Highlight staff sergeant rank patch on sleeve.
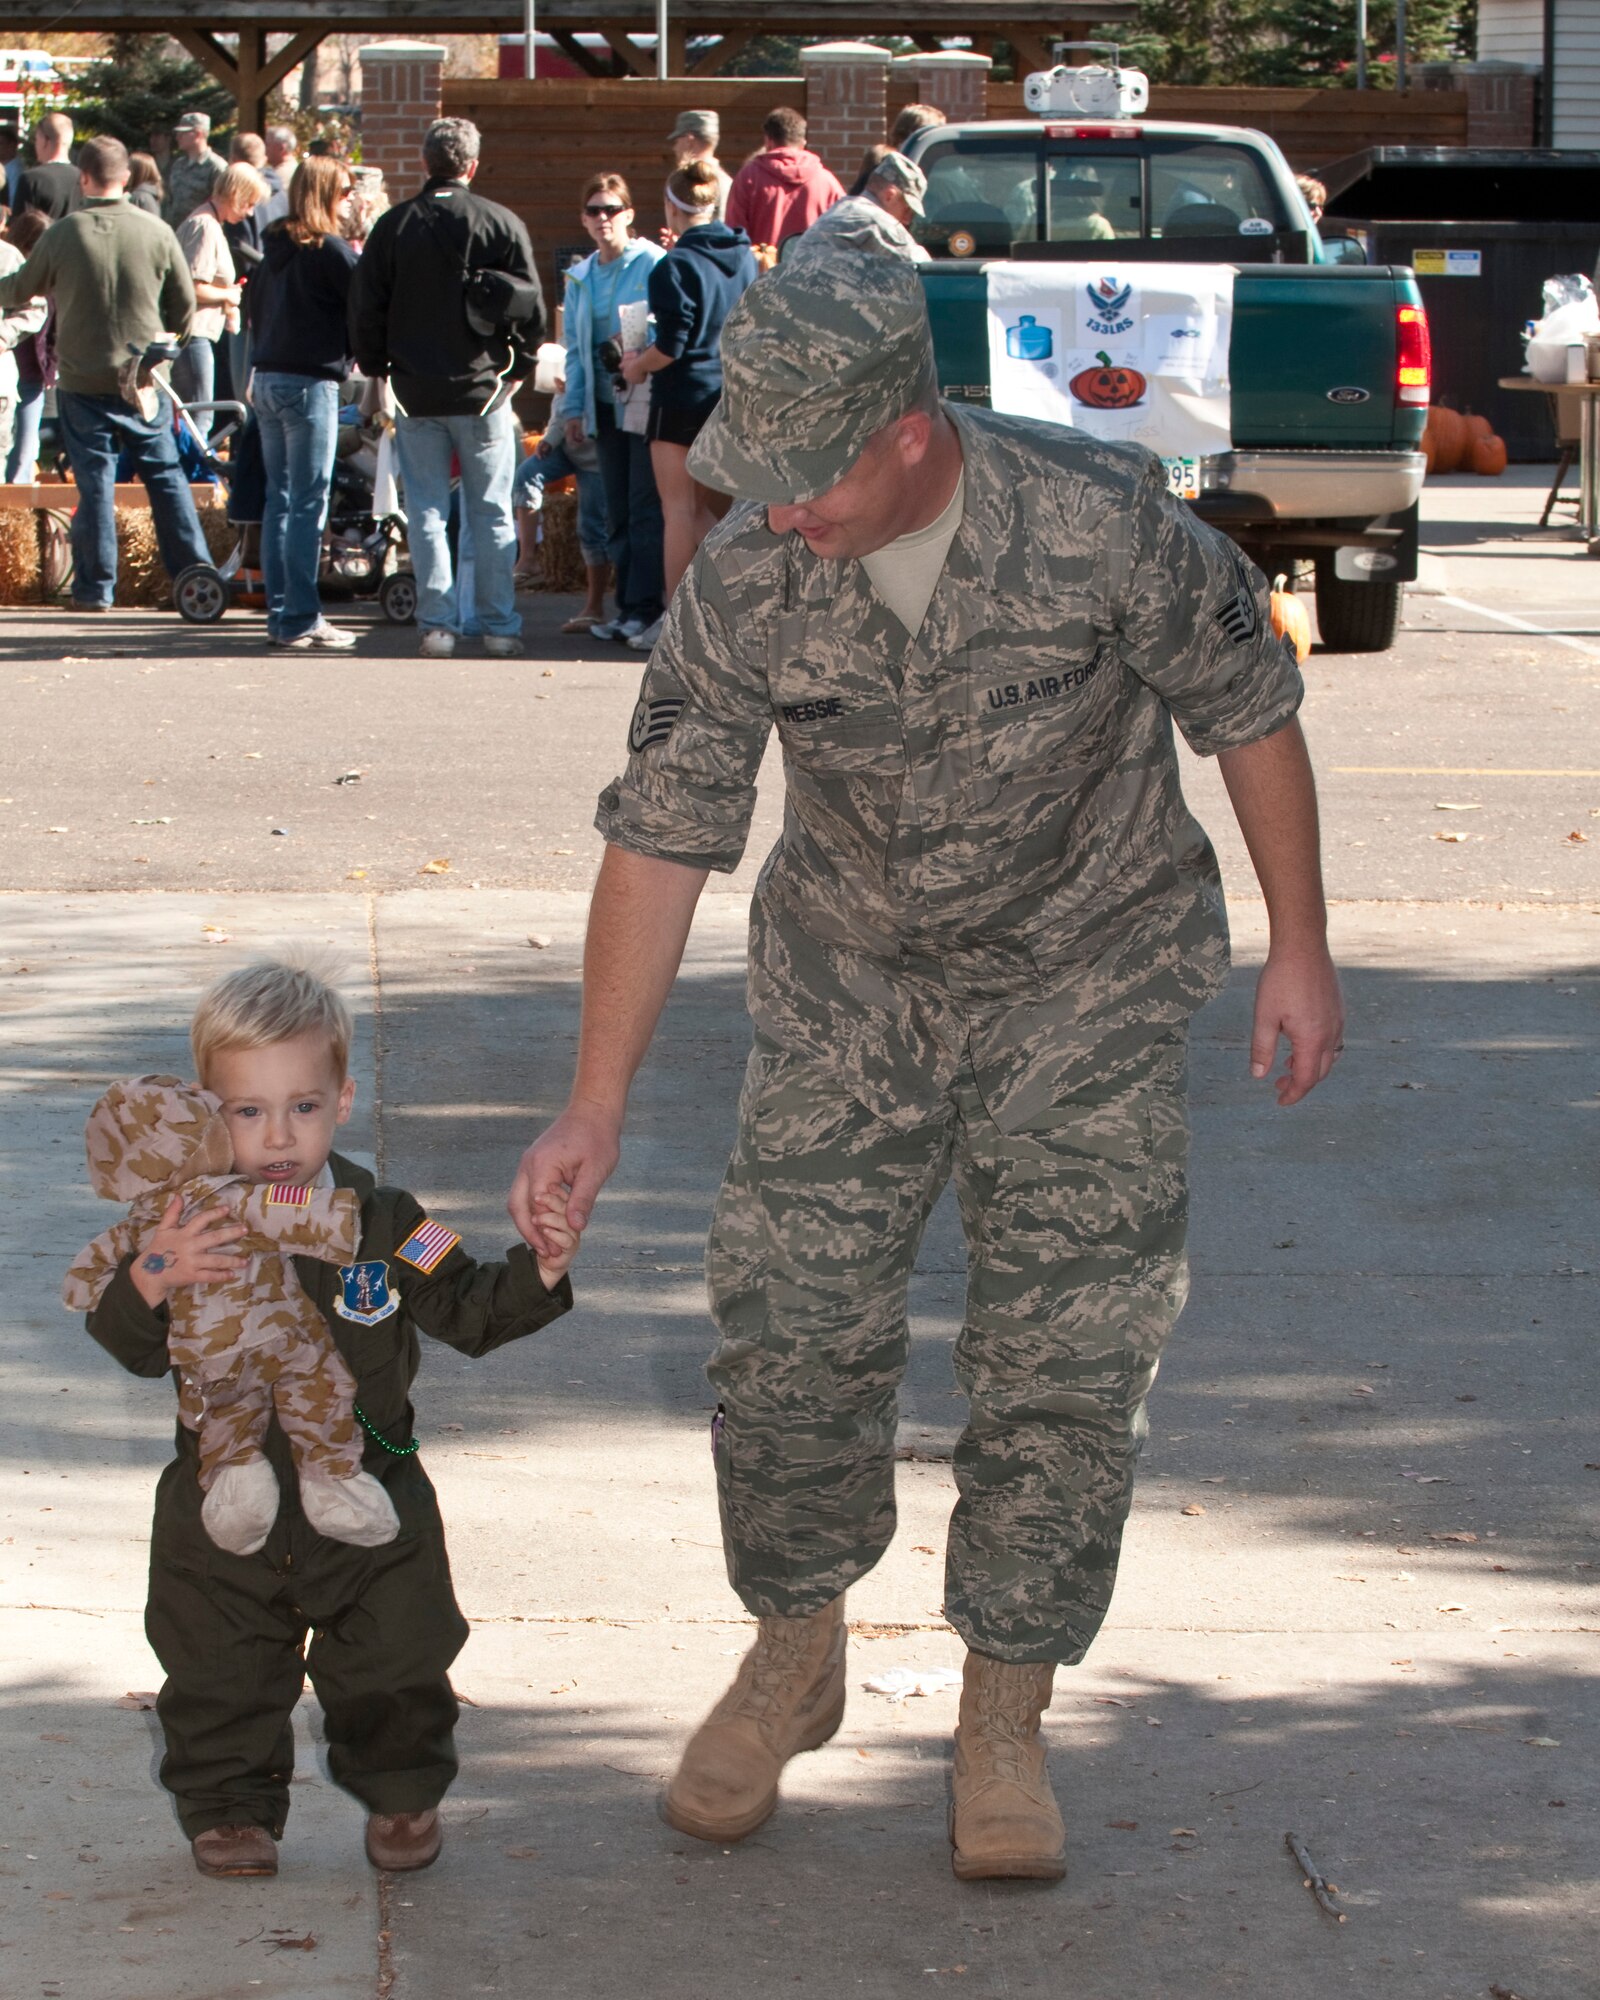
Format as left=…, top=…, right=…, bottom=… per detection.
left=395, top=1218, right=462, bottom=1274
left=1214, top=544, right=1260, bottom=647
left=630, top=696, right=686, bottom=754
left=266, top=1183, right=313, bottom=1207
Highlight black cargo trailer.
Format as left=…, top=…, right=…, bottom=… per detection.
left=1320, top=147, right=1600, bottom=460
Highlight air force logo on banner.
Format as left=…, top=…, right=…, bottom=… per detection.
left=335, top=1260, right=400, bottom=1325
left=1085, top=276, right=1136, bottom=338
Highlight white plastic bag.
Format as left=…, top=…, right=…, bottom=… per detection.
left=1526, top=276, right=1599, bottom=384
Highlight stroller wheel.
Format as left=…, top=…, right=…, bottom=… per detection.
left=379, top=573, right=418, bottom=625
left=173, top=564, right=228, bottom=624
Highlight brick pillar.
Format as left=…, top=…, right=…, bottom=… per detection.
left=889, top=50, right=992, bottom=128
left=798, top=41, right=893, bottom=181
left=1414, top=59, right=1537, bottom=144
left=358, top=41, right=446, bottom=197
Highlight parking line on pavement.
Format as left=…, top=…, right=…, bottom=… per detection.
left=1434, top=592, right=1600, bottom=660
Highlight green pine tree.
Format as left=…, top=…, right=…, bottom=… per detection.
left=69, top=34, right=234, bottom=150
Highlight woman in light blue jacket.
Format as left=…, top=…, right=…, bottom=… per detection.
left=557, top=173, right=666, bottom=644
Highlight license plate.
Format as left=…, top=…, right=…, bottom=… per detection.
left=1162, top=455, right=1200, bottom=500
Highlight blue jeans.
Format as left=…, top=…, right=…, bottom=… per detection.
left=5, top=376, right=44, bottom=482
left=595, top=402, right=663, bottom=621
left=253, top=372, right=339, bottom=641
left=395, top=405, right=520, bottom=639
left=171, top=338, right=216, bottom=439
left=56, top=390, right=211, bottom=609
left=514, top=439, right=608, bottom=568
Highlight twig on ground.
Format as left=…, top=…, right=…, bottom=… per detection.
left=1285, top=1832, right=1347, bottom=1922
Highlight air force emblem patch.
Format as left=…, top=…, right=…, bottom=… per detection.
left=335, top=1259, right=400, bottom=1326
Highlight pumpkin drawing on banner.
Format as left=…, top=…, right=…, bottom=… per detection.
left=1070, top=351, right=1146, bottom=410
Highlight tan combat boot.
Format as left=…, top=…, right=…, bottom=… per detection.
left=949, top=1652, right=1066, bottom=1881
left=661, top=1596, right=847, bottom=1842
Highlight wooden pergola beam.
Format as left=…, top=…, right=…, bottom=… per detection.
left=687, top=26, right=754, bottom=72
left=172, top=24, right=325, bottom=129
left=596, top=23, right=649, bottom=73
left=551, top=26, right=610, bottom=73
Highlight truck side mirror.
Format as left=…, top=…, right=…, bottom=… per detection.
left=1319, top=233, right=1369, bottom=266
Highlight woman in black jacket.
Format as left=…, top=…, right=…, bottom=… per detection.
left=248, top=156, right=360, bottom=651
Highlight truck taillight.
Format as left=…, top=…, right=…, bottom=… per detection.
left=1043, top=123, right=1140, bottom=138
left=1396, top=303, right=1431, bottom=406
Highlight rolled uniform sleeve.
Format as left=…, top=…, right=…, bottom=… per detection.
left=593, top=529, right=774, bottom=872
left=1115, top=458, right=1303, bottom=756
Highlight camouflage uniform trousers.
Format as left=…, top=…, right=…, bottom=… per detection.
left=706, top=1024, right=1190, bottom=1665
left=189, top=1327, right=364, bottom=1492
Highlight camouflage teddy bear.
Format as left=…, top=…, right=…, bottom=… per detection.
left=64, top=1075, right=399, bottom=1557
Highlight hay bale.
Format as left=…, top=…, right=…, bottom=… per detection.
left=0, top=510, right=42, bottom=604
left=533, top=487, right=587, bottom=593
left=113, top=495, right=236, bottom=607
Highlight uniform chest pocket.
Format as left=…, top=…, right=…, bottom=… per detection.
left=775, top=697, right=905, bottom=776
left=975, top=646, right=1120, bottom=778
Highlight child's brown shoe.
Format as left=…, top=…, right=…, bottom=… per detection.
left=365, top=1808, right=442, bottom=1871
left=191, top=1824, right=278, bottom=1877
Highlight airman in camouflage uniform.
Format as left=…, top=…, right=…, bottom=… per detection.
left=64, top=1075, right=395, bottom=1552
left=513, top=250, right=1342, bottom=1880
left=784, top=152, right=930, bottom=267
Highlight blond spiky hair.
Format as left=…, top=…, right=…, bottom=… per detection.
left=191, top=959, right=354, bottom=1087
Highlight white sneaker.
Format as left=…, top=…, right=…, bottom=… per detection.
left=270, top=621, right=356, bottom=651
left=627, top=615, right=665, bottom=651
left=201, top=1456, right=281, bottom=1557
left=299, top=1470, right=400, bottom=1548
left=612, top=616, right=648, bottom=644
left=589, top=616, right=625, bottom=640
left=419, top=629, right=457, bottom=658
left=483, top=634, right=523, bottom=657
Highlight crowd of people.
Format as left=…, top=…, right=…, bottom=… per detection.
left=0, top=96, right=945, bottom=651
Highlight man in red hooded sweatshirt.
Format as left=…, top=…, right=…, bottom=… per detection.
left=725, top=107, right=844, bottom=251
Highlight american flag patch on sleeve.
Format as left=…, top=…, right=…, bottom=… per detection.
left=395, top=1218, right=462, bottom=1274
left=266, top=1183, right=313, bottom=1207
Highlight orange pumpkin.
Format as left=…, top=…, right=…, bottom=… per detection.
left=1271, top=573, right=1312, bottom=663
left=1471, top=432, right=1508, bottom=477
left=1428, top=405, right=1468, bottom=475
left=1465, top=412, right=1493, bottom=440
left=1069, top=350, right=1147, bottom=410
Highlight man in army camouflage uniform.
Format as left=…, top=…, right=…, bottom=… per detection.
left=510, top=252, right=1344, bottom=1881
left=784, top=152, right=930, bottom=267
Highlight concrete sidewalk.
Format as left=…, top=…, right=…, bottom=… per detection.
left=2, top=887, right=1594, bottom=2000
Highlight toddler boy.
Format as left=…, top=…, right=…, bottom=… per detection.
left=77, top=961, right=575, bottom=1879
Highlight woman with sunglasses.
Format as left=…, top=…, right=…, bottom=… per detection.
left=555, top=173, right=665, bottom=644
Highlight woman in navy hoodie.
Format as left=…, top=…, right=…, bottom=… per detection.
left=619, top=160, right=757, bottom=639
left=247, top=156, right=359, bottom=651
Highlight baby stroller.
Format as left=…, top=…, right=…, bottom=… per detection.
left=133, top=344, right=410, bottom=625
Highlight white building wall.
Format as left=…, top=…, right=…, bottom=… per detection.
left=1478, top=0, right=1600, bottom=145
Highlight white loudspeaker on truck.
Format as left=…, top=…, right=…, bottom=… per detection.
left=1023, top=44, right=1150, bottom=120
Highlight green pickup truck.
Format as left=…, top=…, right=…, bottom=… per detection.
left=904, top=89, right=1431, bottom=652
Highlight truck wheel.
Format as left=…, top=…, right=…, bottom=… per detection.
left=1313, top=558, right=1402, bottom=654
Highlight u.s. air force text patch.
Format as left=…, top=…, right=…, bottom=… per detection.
left=630, top=696, right=685, bottom=754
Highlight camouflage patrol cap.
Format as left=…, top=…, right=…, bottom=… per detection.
left=867, top=149, right=927, bottom=217
left=687, top=251, right=937, bottom=504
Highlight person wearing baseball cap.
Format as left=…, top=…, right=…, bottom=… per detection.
left=779, top=148, right=929, bottom=269
left=664, top=108, right=731, bottom=221
left=512, top=250, right=1340, bottom=1885
left=166, top=111, right=226, bottom=229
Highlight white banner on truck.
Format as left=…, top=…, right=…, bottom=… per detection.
left=985, top=262, right=1235, bottom=472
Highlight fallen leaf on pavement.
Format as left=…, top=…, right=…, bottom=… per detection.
left=1523, top=1737, right=1560, bottom=1748
left=1433, top=830, right=1470, bottom=843
left=1430, top=1532, right=1478, bottom=1544
left=116, top=1692, right=158, bottom=1710
left=1437, top=1603, right=1469, bottom=1613
left=527, top=932, right=552, bottom=948
left=1568, top=830, right=1589, bottom=843
left=333, top=770, right=363, bottom=785
left=420, top=858, right=451, bottom=874
left=1433, top=801, right=1481, bottom=811
left=1107, top=1819, right=1138, bottom=1830
left=266, top=1932, right=317, bottom=1951
left=1181, top=1502, right=1206, bottom=1516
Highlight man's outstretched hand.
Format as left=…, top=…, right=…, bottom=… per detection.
left=508, top=1104, right=622, bottom=1262
left=1249, top=941, right=1345, bottom=1106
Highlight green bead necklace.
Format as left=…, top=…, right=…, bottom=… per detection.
left=354, top=1402, right=420, bottom=1457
